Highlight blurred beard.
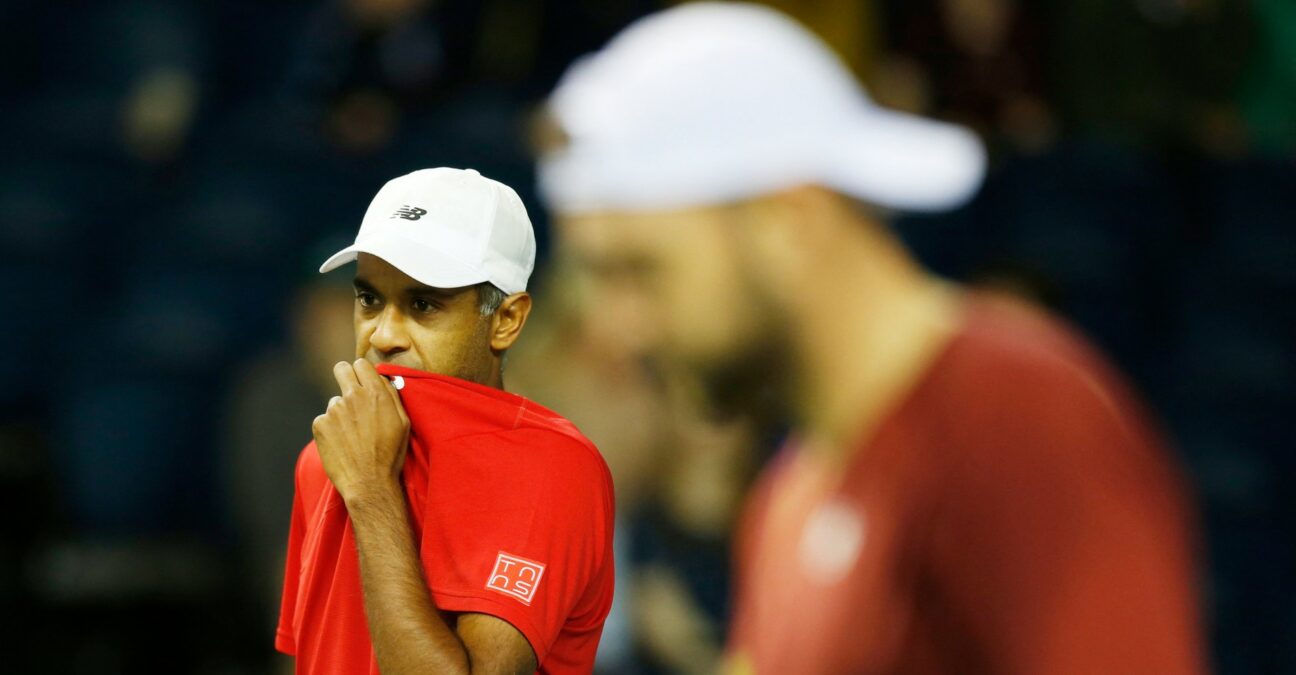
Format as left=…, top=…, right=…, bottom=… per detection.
left=676, top=326, right=790, bottom=427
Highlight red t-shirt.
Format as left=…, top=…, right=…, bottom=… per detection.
left=277, top=364, right=615, bottom=675
left=725, top=297, right=1205, bottom=675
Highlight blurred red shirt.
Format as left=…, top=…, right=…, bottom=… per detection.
left=726, top=296, right=1205, bottom=675
left=277, top=365, right=615, bottom=675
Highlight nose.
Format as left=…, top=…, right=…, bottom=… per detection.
left=367, top=306, right=411, bottom=358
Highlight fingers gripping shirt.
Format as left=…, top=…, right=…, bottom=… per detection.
left=277, top=365, right=616, bottom=675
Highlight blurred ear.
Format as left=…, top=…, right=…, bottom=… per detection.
left=730, top=185, right=841, bottom=297
left=775, top=185, right=850, bottom=245
left=490, top=292, right=533, bottom=352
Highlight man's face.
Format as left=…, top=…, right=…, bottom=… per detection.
left=352, top=253, right=495, bottom=383
left=559, top=205, right=784, bottom=416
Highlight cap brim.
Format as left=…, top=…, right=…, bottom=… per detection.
left=824, top=106, right=986, bottom=213
left=319, top=235, right=490, bottom=290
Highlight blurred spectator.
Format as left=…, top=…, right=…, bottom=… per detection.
left=282, top=0, right=661, bottom=155
left=219, top=251, right=357, bottom=631
left=283, top=0, right=473, bottom=154
left=878, top=0, right=1058, bottom=153
left=23, top=0, right=208, bottom=166
left=1049, top=0, right=1253, bottom=153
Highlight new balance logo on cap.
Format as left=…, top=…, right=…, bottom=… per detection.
left=391, top=205, right=428, bottom=220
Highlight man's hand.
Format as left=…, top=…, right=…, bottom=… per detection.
left=313, top=359, right=536, bottom=675
left=312, top=359, right=410, bottom=505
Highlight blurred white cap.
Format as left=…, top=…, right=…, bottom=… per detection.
left=320, top=168, right=536, bottom=294
left=539, top=2, right=986, bottom=214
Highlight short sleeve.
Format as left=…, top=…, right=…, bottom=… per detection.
left=275, top=450, right=309, bottom=655
left=416, top=428, right=616, bottom=664
left=924, top=372, right=1205, bottom=674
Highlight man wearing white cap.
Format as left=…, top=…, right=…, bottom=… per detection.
left=276, top=168, right=615, bottom=675
left=539, top=4, right=1204, bottom=674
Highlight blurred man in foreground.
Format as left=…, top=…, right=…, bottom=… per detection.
left=538, top=4, right=1206, bottom=673
left=277, top=168, right=614, bottom=674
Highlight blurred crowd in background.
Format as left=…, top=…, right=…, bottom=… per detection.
left=1, top=0, right=1293, bottom=672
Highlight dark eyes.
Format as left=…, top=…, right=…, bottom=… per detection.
left=354, top=292, right=438, bottom=314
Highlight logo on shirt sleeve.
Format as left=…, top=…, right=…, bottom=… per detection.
left=486, top=551, right=546, bottom=605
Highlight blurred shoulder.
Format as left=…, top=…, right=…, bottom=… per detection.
left=921, top=293, right=1170, bottom=462
left=946, top=293, right=1140, bottom=409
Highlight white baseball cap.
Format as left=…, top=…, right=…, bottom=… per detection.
left=319, top=167, right=536, bottom=294
left=539, top=2, right=986, bottom=214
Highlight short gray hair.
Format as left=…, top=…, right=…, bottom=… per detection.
left=477, top=283, right=508, bottom=317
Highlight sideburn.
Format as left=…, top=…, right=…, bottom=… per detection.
left=458, top=313, right=503, bottom=387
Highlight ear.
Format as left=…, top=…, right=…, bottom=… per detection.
left=730, top=186, right=839, bottom=297
left=769, top=185, right=845, bottom=244
left=489, top=292, right=533, bottom=352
